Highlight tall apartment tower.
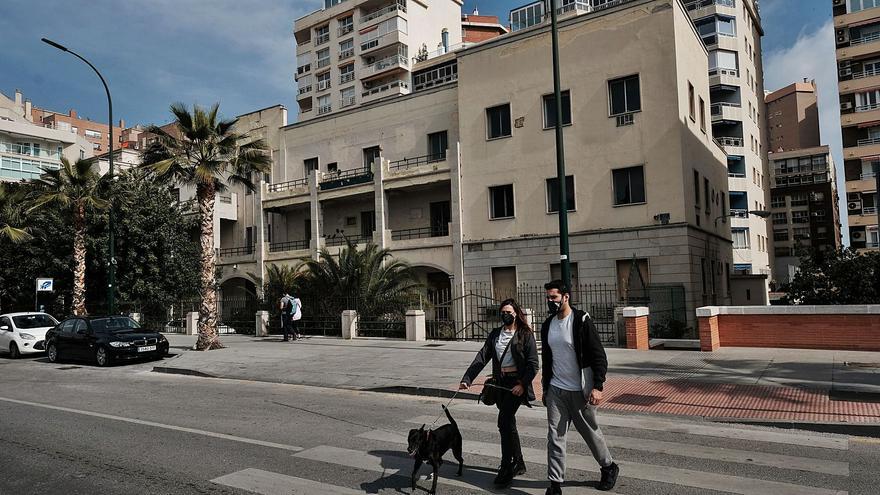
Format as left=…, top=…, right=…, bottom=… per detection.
left=686, top=0, right=772, bottom=277
left=834, top=0, right=880, bottom=252
left=293, top=0, right=462, bottom=120
left=765, top=81, right=842, bottom=284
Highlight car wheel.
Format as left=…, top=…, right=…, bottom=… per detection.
left=9, top=343, right=20, bottom=359
left=95, top=346, right=111, bottom=367
left=46, top=343, right=59, bottom=363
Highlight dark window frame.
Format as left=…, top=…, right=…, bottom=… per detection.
left=608, top=74, right=641, bottom=117
left=611, top=165, right=646, bottom=206
left=489, top=184, right=515, bottom=219
left=486, top=104, right=512, bottom=140
left=546, top=175, right=576, bottom=213
left=542, top=90, right=572, bottom=129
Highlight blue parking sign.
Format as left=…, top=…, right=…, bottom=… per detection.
left=36, top=278, right=53, bottom=292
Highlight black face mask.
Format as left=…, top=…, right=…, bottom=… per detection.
left=501, top=313, right=515, bottom=326
left=547, top=300, right=562, bottom=316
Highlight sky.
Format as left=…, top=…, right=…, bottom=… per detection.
left=2, top=0, right=847, bottom=236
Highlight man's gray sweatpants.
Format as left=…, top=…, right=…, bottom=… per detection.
left=546, top=385, right=613, bottom=482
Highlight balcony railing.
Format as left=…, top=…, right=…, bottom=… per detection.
left=269, top=239, right=309, bottom=253
left=391, top=226, right=449, bottom=241
left=217, top=245, right=255, bottom=257
left=863, top=206, right=878, bottom=215
left=389, top=152, right=447, bottom=171
left=317, top=104, right=333, bottom=115
left=857, top=136, right=880, bottom=146
left=729, top=208, right=748, bottom=218
left=856, top=102, right=880, bottom=112
left=362, top=79, right=409, bottom=98
left=316, top=79, right=331, bottom=91
left=717, top=136, right=744, bottom=147
left=361, top=0, right=406, bottom=24
left=708, top=67, right=739, bottom=77
left=316, top=58, right=331, bottom=69
left=339, top=48, right=354, bottom=60
left=0, top=143, right=63, bottom=160
left=363, top=54, right=408, bottom=76
left=315, top=32, right=330, bottom=46
left=853, top=67, right=880, bottom=80
left=862, top=171, right=878, bottom=180
left=851, top=32, right=880, bottom=46
left=340, top=72, right=355, bottom=84
left=710, top=102, right=741, bottom=115
left=339, top=96, right=356, bottom=108
left=338, top=24, right=354, bottom=37
left=319, top=167, right=373, bottom=190
left=684, top=0, right=735, bottom=10
left=728, top=171, right=746, bottom=178
left=326, top=234, right=372, bottom=247
left=267, top=178, right=309, bottom=193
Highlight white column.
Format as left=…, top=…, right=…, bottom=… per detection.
left=449, top=141, right=467, bottom=330
left=406, top=309, right=426, bottom=341
left=185, top=311, right=199, bottom=336
left=255, top=310, right=269, bottom=337
left=309, top=170, right=322, bottom=260
left=374, top=156, right=389, bottom=250
left=341, top=310, right=358, bottom=339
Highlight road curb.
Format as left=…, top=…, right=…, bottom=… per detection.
left=709, top=418, right=880, bottom=438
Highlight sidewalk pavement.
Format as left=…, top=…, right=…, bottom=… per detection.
left=159, top=334, right=880, bottom=424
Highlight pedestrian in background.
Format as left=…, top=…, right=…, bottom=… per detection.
left=279, top=293, right=298, bottom=342
left=460, top=298, right=539, bottom=488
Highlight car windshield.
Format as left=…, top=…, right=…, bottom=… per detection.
left=12, top=314, right=58, bottom=329
left=90, top=317, right=141, bottom=333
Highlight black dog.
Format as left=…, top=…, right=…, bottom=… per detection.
left=406, top=405, right=464, bottom=494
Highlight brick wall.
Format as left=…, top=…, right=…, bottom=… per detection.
left=624, top=307, right=649, bottom=350
left=697, top=306, right=880, bottom=352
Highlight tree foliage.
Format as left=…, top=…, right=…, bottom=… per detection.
left=783, top=248, right=880, bottom=305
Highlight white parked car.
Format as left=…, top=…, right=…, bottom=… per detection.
left=0, top=312, right=59, bottom=358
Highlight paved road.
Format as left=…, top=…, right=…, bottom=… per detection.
left=0, top=353, right=876, bottom=494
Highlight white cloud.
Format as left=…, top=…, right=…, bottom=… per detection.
left=763, top=20, right=849, bottom=245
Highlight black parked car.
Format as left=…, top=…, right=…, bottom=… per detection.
left=45, top=316, right=169, bottom=367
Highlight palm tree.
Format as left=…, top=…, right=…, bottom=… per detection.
left=302, top=240, right=420, bottom=318
left=0, top=182, right=32, bottom=243
left=30, top=158, right=109, bottom=316
left=140, top=103, right=270, bottom=350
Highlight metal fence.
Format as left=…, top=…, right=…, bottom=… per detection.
left=624, top=285, right=690, bottom=339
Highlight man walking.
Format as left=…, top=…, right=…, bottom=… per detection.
left=279, top=292, right=298, bottom=342
left=541, top=280, right=619, bottom=493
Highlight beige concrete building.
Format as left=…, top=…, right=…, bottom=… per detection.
left=766, top=80, right=821, bottom=153
left=685, top=0, right=772, bottom=278
left=293, top=0, right=463, bottom=119
left=0, top=89, right=93, bottom=182
left=259, top=0, right=735, bottom=329
left=835, top=0, right=880, bottom=251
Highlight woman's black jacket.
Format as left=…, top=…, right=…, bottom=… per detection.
left=461, top=326, right=540, bottom=403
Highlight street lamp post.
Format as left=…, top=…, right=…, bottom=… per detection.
left=42, top=38, right=116, bottom=314
left=549, top=1, right=572, bottom=289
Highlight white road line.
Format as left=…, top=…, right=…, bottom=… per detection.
left=294, top=445, right=556, bottom=494
left=0, top=396, right=303, bottom=453
left=359, top=429, right=848, bottom=495
left=211, top=468, right=363, bottom=495
left=402, top=416, right=848, bottom=476
left=422, top=404, right=850, bottom=450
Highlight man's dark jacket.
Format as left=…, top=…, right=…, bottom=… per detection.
left=540, top=308, right=608, bottom=393
left=461, top=326, right=540, bottom=403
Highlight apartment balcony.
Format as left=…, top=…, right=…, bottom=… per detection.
left=263, top=178, right=310, bottom=210
left=0, top=142, right=63, bottom=161
left=683, top=0, right=736, bottom=18
left=359, top=0, right=407, bottom=28
left=387, top=225, right=452, bottom=250
left=324, top=233, right=374, bottom=251
left=385, top=152, right=451, bottom=189
left=216, top=244, right=256, bottom=265
left=708, top=67, right=740, bottom=87
left=839, top=67, right=880, bottom=95
left=359, top=53, right=408, bottom=81
left=267, top=239, right=310, bottom=257
left=318, top=167, right=374, bottom=193
left=834, top=8, right=880, bottom=30
left=710, top=102, right=742, bottom=123
left=836, top=33, right=880, bottom=62
left=361, top=79, right=409, bottom=103
left=715, top=136, right=744, bottom=154
left=844, top=137, right=880, bottom=161
left=846, top=172, right=878, bottom=195
left=360, top=30, right=407, bottom=56
left=339, top=96, right=356, bottom=109
left=841, top=103, right=880, bottom=128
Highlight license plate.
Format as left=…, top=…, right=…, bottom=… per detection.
left=138, top=345, right=157, bottom=352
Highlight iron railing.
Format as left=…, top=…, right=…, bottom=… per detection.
left=361, top=0, right=407, bottom=24
left=318, top=167, right=373, bottom=190
left=267, top=178, right=309, bottom=193
left=217, top=245, right=255, bottom=257
left=389, top=152, right=446, bottom=170
left=391, top=226, right=449, bottom=240
left=325, top=234, right=372, bottom=247
left=269, top=239, right=309, bottom=252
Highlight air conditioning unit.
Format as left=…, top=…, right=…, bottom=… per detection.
left=841, top=102, right=854, bottom=111
left=317, top=80, right=330, bottom=91
left=852, top=230, right=865, bottom=241
left=839, top=68, right=852, bottom=78
left=836, top=29, right=850, bottom=44
left=848, top=200, right=862, bottom=211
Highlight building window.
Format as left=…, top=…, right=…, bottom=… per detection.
left=772, top=212, right=787, bottom=225
left=732, top=228, right=750, bottom=249
left=699, top=97, right=706, bottom=132
left=542, top=90, right=572, bottom=128
left=609, top=75, right=641, bottom=116
left=688, top=82, right=695, bottom=121
left=339, top=63, right=355, bottom=84
left=486, top=104, right=511, bottom=139
left=339, top=86, right=355, bottom=108
left=546, top=175, right=576, bottom=213
left=616, top=258, right=649, bottom=300
left=704, top=178, right=711, bottom=214
left=773, top=229, right=789, bottom=242
left=338, top=15, right=353, bottom=36
left=771, top=195, right=785, bottom=207
left=315, top=48, right=330, bottom=69
left=612, top=166, right=646, bottom=206
left=339, top=39, right=354, bottom=60
left=489, top=184, right=515, bottom=219
left=850, top=0, right=880, bottom=13
left=363, top=146, right=381, bottom=170
left=491, top=266, right=517, bottom=301
left=304, top=157, right=318, bottom=176
left=327, top=162, right=338, bottom=173
left=428, top=131, right=448, bottom=160
left=84, top=129, right=102, bottom=139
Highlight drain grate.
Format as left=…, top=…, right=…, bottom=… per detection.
left=844, top=362, right=880, bottom=369
left=56, top=366, right=82, bottom=370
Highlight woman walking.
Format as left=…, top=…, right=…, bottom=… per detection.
left=460, top=298, right=539, bottom=487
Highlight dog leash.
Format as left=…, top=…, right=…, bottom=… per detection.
left=429, top=389, right=461, bottom=427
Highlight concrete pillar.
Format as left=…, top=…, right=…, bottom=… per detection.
left=696, top=307, right=720, bottom=352
left=255, top=310, right=269, bottom=337
left=309, top=170, right=322, bottom=260
left=406, top=309, right=426, bottom=341
left=622, top=307, right=650, bottom=350
left=185, top=311, right=199, bottom=336
left=342, top=310, right=358, bottom=339
left=523, top=308, right=534, bottom=331
left=449, top=142, right=467, bottom=334
left=374, top=156, right=388, bottom=251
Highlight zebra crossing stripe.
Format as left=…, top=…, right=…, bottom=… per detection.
left=359, top=429, right=848, bottom=495
left=211, top=468, right=363, bottom=495
left=293, top=445, right=551, bottom=494
left=402, top=416, right=848, bottom=476
left=419, top=403, right=849, bottom=450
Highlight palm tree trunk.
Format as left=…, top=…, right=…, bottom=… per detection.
left=72, top=203, right=87, bottom=316
left=196, top=182, right=222, bottom=350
